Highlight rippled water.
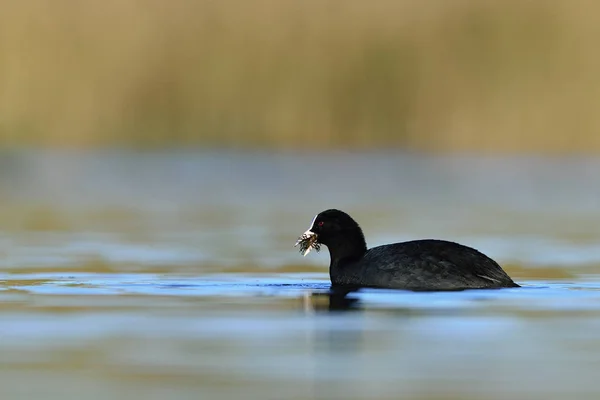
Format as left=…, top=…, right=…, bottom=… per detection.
left=1, top=151, right=600, bottom=399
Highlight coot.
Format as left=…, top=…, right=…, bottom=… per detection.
left=295, top=209, right=519, bottom=291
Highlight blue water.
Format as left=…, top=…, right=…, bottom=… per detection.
left=2, top=151, right=600, bottom=399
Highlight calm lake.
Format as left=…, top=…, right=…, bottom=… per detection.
left=1, top=150, right=600, bottom=400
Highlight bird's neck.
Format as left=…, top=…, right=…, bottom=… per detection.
left=327, top=229, right=367, bottom=267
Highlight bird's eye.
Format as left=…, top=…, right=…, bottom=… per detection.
left=318, top=221, right=324, bottom=227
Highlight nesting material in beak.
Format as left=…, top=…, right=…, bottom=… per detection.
left=294, top=230, right=321, bottom=256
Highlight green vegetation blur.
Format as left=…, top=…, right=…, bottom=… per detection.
left=1, top=0, right=598, bottom=152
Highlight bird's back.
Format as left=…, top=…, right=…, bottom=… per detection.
left=333, top=239, right=519, bottom=291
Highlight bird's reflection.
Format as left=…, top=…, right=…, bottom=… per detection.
left=302, top=288, right=362, bottom=312
left=299, top=288, right=368, bottom=399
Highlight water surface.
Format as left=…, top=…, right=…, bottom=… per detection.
left=1, top=151, right=600, bottom=399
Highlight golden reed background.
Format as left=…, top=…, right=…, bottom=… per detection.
left=1, top=0, right=599, bottom=152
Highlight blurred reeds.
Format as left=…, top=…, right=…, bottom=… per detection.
left=1, top=0, right=599, bottom=152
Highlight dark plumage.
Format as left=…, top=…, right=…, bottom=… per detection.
left=295, top=209, right=519, bottom=291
